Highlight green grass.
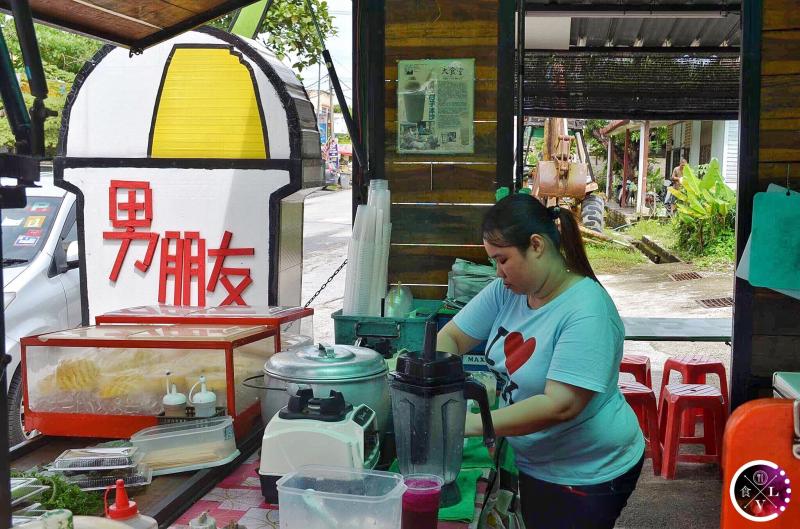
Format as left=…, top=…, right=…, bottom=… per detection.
left=623, top=219, right=679, bottom=249
left=585, top=242, right=648, bottom=274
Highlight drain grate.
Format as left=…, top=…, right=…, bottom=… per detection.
left=669, top=272, right=703, bottom=281
left=697, top=297, right=734, bottom=308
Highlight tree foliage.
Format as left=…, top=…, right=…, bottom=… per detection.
left=212, top=0, right=337, bottom=73
left=0, top=21, right=101, bottom=154
left=0, top=1, right=337, bottom=154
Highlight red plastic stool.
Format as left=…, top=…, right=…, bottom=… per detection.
left=658, top=383, right=726, bottom=480
left=620, top=354, right=652, bottom=388
left=619, top=380, right=661, bottom=475
left=659, top=354, right=729, bottom=435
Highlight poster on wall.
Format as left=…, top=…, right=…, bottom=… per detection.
left=397, top=58, right=475, bottom=155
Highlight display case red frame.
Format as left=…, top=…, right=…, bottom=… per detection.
left=94, top=305, right=314, bottom=352
left=20, top=324, right=276, bottom=440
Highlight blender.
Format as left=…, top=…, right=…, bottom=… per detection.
left=389, top=321, right=495, bottom=507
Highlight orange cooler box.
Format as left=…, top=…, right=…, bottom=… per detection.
left=721, top=399, right=800, bottom=528
left=21, top=324, right=276, bottom=439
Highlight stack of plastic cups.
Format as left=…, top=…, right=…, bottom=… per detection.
left=401, top=474, right=444, bottom=529
left=344, top=180, right=392, bottom=316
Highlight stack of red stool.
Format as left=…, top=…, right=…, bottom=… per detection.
left=618, top=380, right=661, bottom=475
left=620, top=354, right=652, bottom=387
left=659, top=354, right=730, bottom=436
left=657, top=383, right=727, bottom=479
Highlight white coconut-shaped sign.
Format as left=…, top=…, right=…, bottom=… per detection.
left=55, top=27, right=321, bottom=321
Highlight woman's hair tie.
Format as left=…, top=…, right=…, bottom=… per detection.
left=548, top=206, right=561, bottom=220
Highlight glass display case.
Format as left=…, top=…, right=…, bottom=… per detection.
left=94, top=305, right=314, bottom=352
left=21, top=324, right=274, bottom=439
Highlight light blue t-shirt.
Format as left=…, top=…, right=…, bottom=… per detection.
left=454, top=277, right=644, bottom=486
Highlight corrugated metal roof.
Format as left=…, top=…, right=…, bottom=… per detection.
left=526, top=1, right=741, bottom=48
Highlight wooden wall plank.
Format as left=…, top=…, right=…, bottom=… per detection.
left=388, top=244, right=490, bottom=287
left=760, top=75, right=800, bottom=119
left=763, top=0, right=800, bottom=31
left=391, top=204, right=490, bottom=245
left=401, top=285, right=449, bottom=300
left=750, top=335, right=800, bottom=376
left=752, top=289, right=800, bottom=336
left=387, top=163, right=496, bottom=203
left=384, top=0, right=498, bottom=26
left=761, top=30, right=800, bottom=75
left=758, top=162, right=800, bottom=184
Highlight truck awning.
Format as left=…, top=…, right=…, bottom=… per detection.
left=0, top=0, right=261, bottom=50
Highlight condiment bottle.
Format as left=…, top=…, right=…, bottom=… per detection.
left=163, top=371, right=187, bottom=417
left=105, top=479, right=157, bottom=529
left=189, top=375, right=217, bottom=418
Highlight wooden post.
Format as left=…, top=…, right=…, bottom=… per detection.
left=621, top=128, right=630, bottom=206
left=636, top=121, right=650, bottom=216
left=606, top=135, right=613, bottom=197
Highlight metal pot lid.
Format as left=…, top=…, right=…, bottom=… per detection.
left=263, top=343, right=387, bottom=382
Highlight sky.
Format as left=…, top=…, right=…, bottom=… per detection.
left=285, top=0, right=353, bottom=105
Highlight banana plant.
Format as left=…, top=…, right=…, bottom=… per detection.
left=668, top=158, right=736, bottom=252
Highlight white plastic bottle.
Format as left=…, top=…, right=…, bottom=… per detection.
left=105, top=479, right=158, bottom=529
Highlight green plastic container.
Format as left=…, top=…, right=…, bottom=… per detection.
left=332, top=300, right=442, bottom=355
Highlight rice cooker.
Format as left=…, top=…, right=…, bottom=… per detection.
left=257, top=343, right=391, bottom=436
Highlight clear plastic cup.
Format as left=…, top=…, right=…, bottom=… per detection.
left=401, top=474, right=444, bottom=529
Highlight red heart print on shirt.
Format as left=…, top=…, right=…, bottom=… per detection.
left=503, top=332, right=536, bottom=374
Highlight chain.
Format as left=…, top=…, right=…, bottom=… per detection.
left=304, top=259, right=348, bottom=308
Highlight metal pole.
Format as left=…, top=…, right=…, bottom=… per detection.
left=514, top=0, right=526, bottom=190
left=316, top=59, right=322, bottom=138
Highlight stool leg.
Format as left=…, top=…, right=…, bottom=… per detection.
left=661, top=402, right=681, bottom=479
left=681, top=373, right=703, bottom=436
left=713, top=400, right=726, bottom=469
left=645, top=366, right=652, bottom=389
left=633, top=402, right=646, bottom=435
left=702, top=408, right=716, bottom=455
left=716, top=367, right=730, bottom=414
left=645, top=397, right=661, bottom=476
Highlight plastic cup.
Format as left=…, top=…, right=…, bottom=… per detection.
left=402, top=474, right=444, bottom=529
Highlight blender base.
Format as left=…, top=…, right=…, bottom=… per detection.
left=440, top=481, right=461, bottom=508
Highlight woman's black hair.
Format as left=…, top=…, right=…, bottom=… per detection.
left=482, top=194, right=598, bottom=282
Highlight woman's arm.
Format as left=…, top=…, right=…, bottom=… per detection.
left=437, top=320, right=482, bottom=356
left=465, top=379, right=594, bottom=437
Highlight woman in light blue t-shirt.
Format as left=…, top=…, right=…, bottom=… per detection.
left=437, top=193, right=644, bottom=529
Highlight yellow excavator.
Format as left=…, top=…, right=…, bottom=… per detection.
left=528, top=118, right=604, bottom=232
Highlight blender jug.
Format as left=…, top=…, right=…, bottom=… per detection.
left=389, top=322, right=495, bottom=506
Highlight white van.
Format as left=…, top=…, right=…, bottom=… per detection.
left=3, top=178, right=81, bottom=444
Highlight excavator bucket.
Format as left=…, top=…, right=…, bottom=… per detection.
left=537, top=161, right=588, bottom=199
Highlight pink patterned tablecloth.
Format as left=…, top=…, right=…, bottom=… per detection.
left=169, top=454, right=489, bottom=529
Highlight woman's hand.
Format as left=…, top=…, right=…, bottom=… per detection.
left=465, top=412, right=483, bottom=437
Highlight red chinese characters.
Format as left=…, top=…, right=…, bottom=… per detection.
left=104, top=181, right=255, bottom=306
left=103, top=180, right=159, bottom=281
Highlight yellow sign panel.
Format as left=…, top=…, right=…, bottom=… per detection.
left=149, top=47, right=269, bottom=159
left=24, top=216, right=46, bottom=228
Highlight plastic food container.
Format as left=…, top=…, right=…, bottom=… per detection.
left=131, top=416, right=239, bottom=476
left=10, top=478, right=50, bottom=507
left=276, top=465, right=406, bottom=529
left=61, top=463, right=153, bottom=491
left=50, top=447, right=142, bottom=470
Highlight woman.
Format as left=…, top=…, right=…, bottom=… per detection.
left=437, top=194, right=644, bottom=529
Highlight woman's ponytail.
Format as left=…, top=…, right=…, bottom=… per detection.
left=555, top=207, right=598, bottom=282
left=482, top=193, right=599, bottom=283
